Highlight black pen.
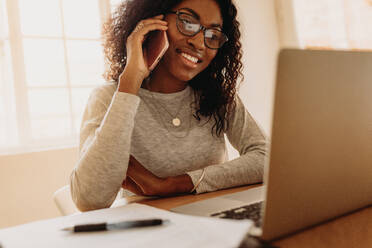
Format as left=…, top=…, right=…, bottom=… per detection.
left=62, top=218, right=168, bottom=232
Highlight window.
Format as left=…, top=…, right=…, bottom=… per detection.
left=293, top=0, right=372, bottom=50
left=0, top=0, right=117, bottom=154
left=0, top=0, right=16, bottom=149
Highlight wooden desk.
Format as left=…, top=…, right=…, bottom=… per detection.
left=133, top=185, right=372, bottom=248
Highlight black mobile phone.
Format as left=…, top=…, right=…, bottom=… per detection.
left=143, top=30, right=169, bottom=71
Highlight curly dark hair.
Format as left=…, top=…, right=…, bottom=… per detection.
left=102, top=0, right=243, bottom=137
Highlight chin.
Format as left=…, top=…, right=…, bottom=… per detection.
left=162, top=53, right=204, bottom=82
left=170, top=64, right=201, bottom=82
left=174, top=72, right=196, bottom=82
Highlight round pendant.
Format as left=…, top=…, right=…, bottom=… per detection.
left=172, top=118, right=181, bottom=126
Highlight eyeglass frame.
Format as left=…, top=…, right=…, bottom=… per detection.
left=167, top=9, right=229, bottom=50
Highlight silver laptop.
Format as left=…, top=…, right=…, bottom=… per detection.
left=172, top=49, right=372, bottom=241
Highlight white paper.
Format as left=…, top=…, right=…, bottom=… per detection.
left=0, top=203, right=252, bottom=248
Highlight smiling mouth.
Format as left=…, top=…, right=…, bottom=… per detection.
left=181, top=52, right=199, bottom=64
left=176, top=49, right=203, bottom=64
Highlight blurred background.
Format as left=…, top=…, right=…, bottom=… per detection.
left=0, top=0, right=121, bottom=154
left=0, top=0, right=371, bottom=228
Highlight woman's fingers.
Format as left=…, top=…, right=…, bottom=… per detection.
left=133, top=21, right=167, bottom=33
left=131, top=22, right=168, bottom=43
left=130, top=14, right=167, bottom=40
left=131, top=14, right=167, bottom=35
left=122, top=177, right=144, bottom=196
left=126, top=155, right=163, bottom=196
left=123, top=15, right=168, bottom=80
left=139, top=17, right=167, bottom=26
left=153, top=14, right=165, bottom=20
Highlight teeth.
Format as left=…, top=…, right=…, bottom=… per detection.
left=181, top=53, right=198, bottom=63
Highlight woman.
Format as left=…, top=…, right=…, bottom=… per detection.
left=70, top=0, right=267, bottom=211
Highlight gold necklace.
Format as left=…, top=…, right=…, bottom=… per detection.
left=140, top=82, right=193, bottom=138
left=146, top=81, right=190, bottom=127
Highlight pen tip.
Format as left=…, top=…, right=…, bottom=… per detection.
left=61, top=227, right=73, bottom=231
left=163, top=219, right=171, bottom=225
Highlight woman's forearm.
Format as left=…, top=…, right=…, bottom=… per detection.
left=71, top=87, right=141, bottom=211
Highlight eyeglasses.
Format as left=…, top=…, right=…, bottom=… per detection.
left=168, top=9, right=228, bottom=50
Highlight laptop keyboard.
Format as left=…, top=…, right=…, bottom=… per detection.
left=210, top=201, right=263, bottom=227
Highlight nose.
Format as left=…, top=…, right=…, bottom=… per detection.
left=187, top=30, right=206, bottom=51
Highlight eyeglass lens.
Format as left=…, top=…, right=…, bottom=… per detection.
left=177, top=12, right=227, bottom=49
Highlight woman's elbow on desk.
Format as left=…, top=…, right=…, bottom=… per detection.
left=70, top=173, right=116, bottom=212
left=71, top=189, right=115, bottom=212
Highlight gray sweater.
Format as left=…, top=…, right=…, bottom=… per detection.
left=70, top=82, right=267, bottom=211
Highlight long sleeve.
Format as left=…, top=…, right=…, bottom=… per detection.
left=70, top=84, right=140, bottom=211
left=187, top=96, right=268, bottom=193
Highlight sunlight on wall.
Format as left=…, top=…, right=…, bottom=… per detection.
left=293, top=0, right=372, bottom=50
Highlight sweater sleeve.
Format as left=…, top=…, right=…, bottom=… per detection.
left=70, top=84, right=140, bottom=211
left=186, top=95, right=268, bottom=194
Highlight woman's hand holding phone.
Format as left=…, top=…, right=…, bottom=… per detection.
left=118, top=15, right=168, bottom=94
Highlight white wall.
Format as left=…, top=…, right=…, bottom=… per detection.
left=0, top=148, right=77, bottom=228
left=236, top=0, right=280, bottom=135
left=275, top=0, right=299, bottom=48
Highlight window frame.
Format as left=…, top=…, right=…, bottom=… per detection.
left=1, top=0, right=112, bottom=154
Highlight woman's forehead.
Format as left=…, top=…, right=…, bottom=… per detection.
left=173, top=0, right=223, bottom=26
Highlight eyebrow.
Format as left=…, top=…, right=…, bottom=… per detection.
left=181, top=7, right=223, bottom=29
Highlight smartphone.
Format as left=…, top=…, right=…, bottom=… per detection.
left=143, top=30, right=169, bottom=71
